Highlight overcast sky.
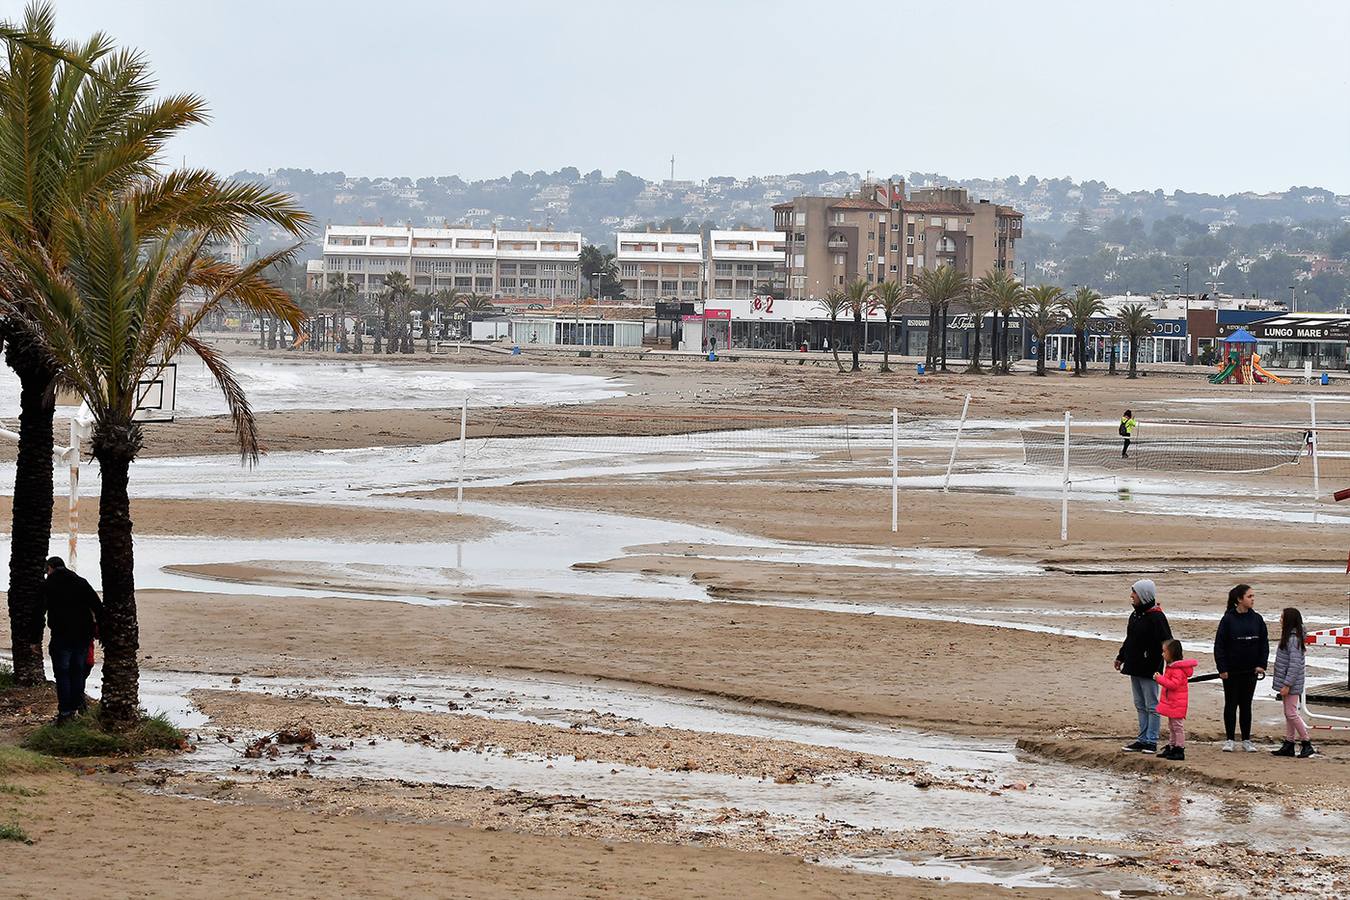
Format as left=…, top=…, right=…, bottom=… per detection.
left=28, top=0, right=1350, bottom=193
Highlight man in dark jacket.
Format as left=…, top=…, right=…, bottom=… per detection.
left=1114, top=578, right=1172, bottom=752
left=42, top=556, right=103, bottom=723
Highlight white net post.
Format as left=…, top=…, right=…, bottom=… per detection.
left=891, top=407, right=899, bottom=533
left=942, top=392, right=972, bottom=493
left=457, top=397, right=468, bottom=514
left=1310, top=398, right=1320, bottom=519
left=1060, top=411, right=1071, bottom=542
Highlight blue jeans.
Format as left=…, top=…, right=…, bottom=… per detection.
left=50, top=640, right=91, bottom=716
left=1130, top=675, right=1160, bottom=745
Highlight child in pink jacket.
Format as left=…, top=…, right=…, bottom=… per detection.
left=1153, top=639, right=1197, bottom=761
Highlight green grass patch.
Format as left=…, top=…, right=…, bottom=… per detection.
left=0, top=783, right=42, bottom=797
left=0, top=822, right=31, bottom=843
left=0, top=746, right=58, bottom=778
left=20, top=705, right=184, bottom=758
left=0, top=662, right=14, bottom=690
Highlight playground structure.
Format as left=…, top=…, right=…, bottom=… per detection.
left=1209, top=327, right=1290, bottom=385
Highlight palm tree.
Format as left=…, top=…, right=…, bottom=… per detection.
left=975, top=270, right=1025, bottom=374
left=1060, top=286, right=1105, bottom=376
left=459, top=293, right=497, bottom=317
left=1119, top=303, right=1154, bottom=379
left=427, top=287, right=458, bottom=350
left=1, top=198, right=305, bottom=727
left=872, top=279, right=906, bottom=373
left=815, top=289, right=849, bottom=373
left=964, top=284, right=995, bottom=375
left=0, top=6, right=311, bottom=686
left=579, top=244, right=621, bottom=300
left=910, top=266, right=970, bottom=371
left=326, top=274, right=358, bottom=353
left=377, top=271, right=410, bottom=353
left=1022, top=285, right=1066, bottom=376
left=844, top=278, right=873, bottom=372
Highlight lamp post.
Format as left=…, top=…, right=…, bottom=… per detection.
left=1289, top=284, right=1297, bottom=313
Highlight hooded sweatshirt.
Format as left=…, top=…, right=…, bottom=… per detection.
left=1117, top=581, right=1172, bottom=677
left=42, top=566, right=103, bottom=646
left=1155, top=658, right=1197, bottom=719
left=1214, top=608, right=1269, bottom=675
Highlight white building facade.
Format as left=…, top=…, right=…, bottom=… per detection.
left=615, top=232, right=703, bottom=301
left=309, top=224, right=582, bottom=303
left=707, top=230, right=784, bottom=300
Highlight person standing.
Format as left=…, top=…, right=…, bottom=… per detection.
left=1214, top=583, right=1269, bottom=752
left=1115, top=579, right=1172, bottom=752
left=1119, top=409, right=1138, bottom=459
left=41, top=556, right=103, bottom=724
left=1153, top=639, right=1196, bottom=760
left=1270, top=607, right=1315, bottom=758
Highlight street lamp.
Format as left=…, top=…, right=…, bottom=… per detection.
left=1288, top=285, right=1297, bottom=313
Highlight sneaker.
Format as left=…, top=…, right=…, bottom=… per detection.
left=1221, top=740, right=1235, bottom=752
left=1122, top=740, right=1152, bottom=753
left=1242, top=740, right=1258, bottom=752
left=1154, top=744, right=1172, bottom=757
left=1298, top=741, right=1317, bottom=758
left=1168, top=747, right=1185, bottom=761
left=1271, top=741, right=1296, bottom=757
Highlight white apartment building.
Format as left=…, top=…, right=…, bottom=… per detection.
left=615, top=232, right=703, bottom=301
left=707, top=229, right=784, bottom=300
left=309, top=224, right=582, bottom=302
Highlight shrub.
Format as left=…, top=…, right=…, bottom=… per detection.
left=0, top=822, right=31, bottom=844
left=21, top=705, right=184, bottom=757
left=0, top=662, right=13, bottom=690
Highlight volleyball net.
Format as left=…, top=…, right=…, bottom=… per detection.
left=1020, top=422, right=1313, bottom=474
left=471, top=407, right=901, bottom=457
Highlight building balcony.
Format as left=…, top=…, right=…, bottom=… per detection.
left=826, top=239, right=849, bottom=250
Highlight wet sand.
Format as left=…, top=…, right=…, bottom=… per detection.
left=4, top=351, right=1350, bottom=896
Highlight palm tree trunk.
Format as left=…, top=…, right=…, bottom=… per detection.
left=1036, top=338, right=1047, bottom=376
left=3, top=333, right=57, bottom=687
left=1109, top=337, right=1117, bottom=375
left=92, top=424, right=142, bottom=729
left=829, top=320, right=844, bottom=373
left=1129, top=338, right=1138, bottom=379
left=939, top=303, right=950, bottom=372
left=925, top=305, right=937, bottom=369
left=989, top=311, right=998, bottom=371
left=881, top=315, right=892, bottom=373
left=967, top=321, right=983, bottom=374
left=851, top=312, right=861, bottom=372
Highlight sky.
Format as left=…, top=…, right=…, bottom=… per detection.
left=20, top=0, right=1350, bottom=194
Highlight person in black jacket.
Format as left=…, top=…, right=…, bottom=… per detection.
left=1114, top=579, right=1172, bottom=752
left=1214, top=583, right=1269, bottom=752
left=41, top=557, right=103, bottom=723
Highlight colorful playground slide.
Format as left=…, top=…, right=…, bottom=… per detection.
left=1209, top=360, right=1238, bottom=384
left=1251, top=355, right=1291, bottom=384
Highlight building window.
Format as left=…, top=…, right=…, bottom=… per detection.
left=906, top=236, right=914, bottom=245
left=475, top=261, right=493, bottom=274
left=831, top=212, right=844, bottom=225
left=833, top=254, right=845, bottom=265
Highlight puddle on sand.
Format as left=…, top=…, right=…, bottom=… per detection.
left=122, top=666, right=1344, bottom=854
left=823, top=851, right=1162, bottom=894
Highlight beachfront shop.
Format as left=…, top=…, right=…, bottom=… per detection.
left=697, top=298, right=1022, bottom=359
left=1040, top=316, right=1187, bottom=366
left=507, top=317, right=646, bottom=347
left=1220, top=314, right=1350, bottom=370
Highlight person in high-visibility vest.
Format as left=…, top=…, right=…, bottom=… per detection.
left=1119, top=409, right=1138, bottom=459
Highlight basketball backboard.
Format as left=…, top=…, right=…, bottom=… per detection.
left=132, top=363, right=177, bottom=423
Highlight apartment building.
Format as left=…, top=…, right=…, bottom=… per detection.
left=308, top=224, right=582, bottom=303
left=615, top=232, right=703, bottom=301
left=772, top=180, right=1021, bottom=299
left=707, top=230, right=785, bottom=300
left=772, top=196, right=891, bottom=300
